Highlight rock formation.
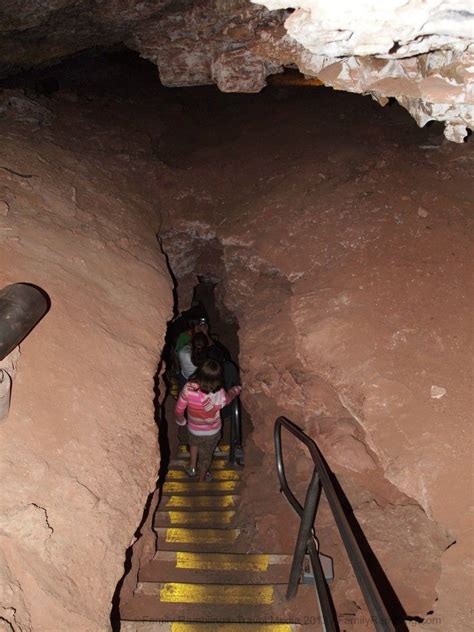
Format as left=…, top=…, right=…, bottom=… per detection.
left=157, top=86, right=473, bottom=630
left=0, top=1, right=472, bottom=140
left=0, top=89, right=171, bottom=630
left=0, top=15, right=471, bottom=631
left=256, top=1, right=474, bottom=142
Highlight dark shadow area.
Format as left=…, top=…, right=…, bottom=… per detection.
left=328, top=471, right=410, bottom=631
left=276, top=417, right=409, bottom=631
left=110, top=237, right=180, bottom=631
left=110, top=352, right=169, bottom=632
left=110, top=485, right=155, bottom=632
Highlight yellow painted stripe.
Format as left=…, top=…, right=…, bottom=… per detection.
left=171, top=459, right=228, bottom=469
left=165, top=511, right=235, bottom=525
left=171, top=625, right=294, bottom=632
left=160, top=583, right=274, bottom=604
left=163, top=481, right=239, bottom=493
left=178, top=444, right=230, bottom=453
left=176, top=552, right=269, bottom=571
left=167, top=470, right=241, bottom=481
left=207, top=459, right=227, bottom=469
left=163, top=495, right=237, bottom=509
left=164, top=528, right=240, bottom=544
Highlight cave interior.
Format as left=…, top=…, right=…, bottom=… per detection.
left=0, top=24, right=472, bottom=632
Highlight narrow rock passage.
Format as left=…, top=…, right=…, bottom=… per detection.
left=119, top=442, right=320, bottom=630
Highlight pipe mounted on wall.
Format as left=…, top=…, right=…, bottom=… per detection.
left=0, top=283, right=49, bottom=420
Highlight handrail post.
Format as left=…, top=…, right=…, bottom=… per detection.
left=228, top=396, right=241, bottom=465
left=287, top=469, right=321, bottom=600
left=229, top=398, right=235, bottom=465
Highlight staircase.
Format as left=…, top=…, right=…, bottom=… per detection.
left=120, top=444, right=321, bottom=631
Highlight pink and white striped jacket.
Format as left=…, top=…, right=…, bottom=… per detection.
left=175, top=382, right=241, bottom=436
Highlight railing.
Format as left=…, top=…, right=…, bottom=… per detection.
left=275, top=416, right=396, bottom=632
left=228, top=396, right=243, bottom=465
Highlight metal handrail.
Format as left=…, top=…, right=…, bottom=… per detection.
left=228, top=395, right=242, bottom=465
left=275, top=416, right=396, bottom=632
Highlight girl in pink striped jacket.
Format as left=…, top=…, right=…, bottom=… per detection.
left=175, top=358, right=241, bottom=482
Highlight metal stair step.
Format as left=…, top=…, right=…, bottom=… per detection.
left=140, top=551, right=294, bottom=584
left=167, top=470, right=241, bottom=481
left=121, top=623, right=302, bottom=631
left=168, top=458, right=236, bottom=470
left=159, top=495, right=239, bottom=510
left=176, top=444, right=230, bottom=459
left=161, top=480, right=241, bottom=496
left=154, top=510, right=237, bottom=528
left=155, top=527, right=241, bottom=552
left=120, top=583, right=321, bottom=626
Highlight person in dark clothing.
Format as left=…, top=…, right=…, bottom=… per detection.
left=177, top=332, right=209, bottom=390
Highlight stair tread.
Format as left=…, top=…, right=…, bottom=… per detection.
left=140, top=551, right=294, bottom=584
left=167, top=470, right=241, bottom=481
left=154, top=510, right=237, bottom=528
left=159, top=495, right=239, bottom=509
left=178, top=444, right=230, bottom=453
left=169, top=459, right=240, bottom=470
left=139, top=564, right=291, bottom=585
left=161, top=480, right=241, bottom=495
left=155, top=527, right=242, bottom=552
left=120, top=584, right=321, bottom=626
left=121, top=623, right=303, bottom=631
left=155, top=527, right=291, bottom=554
left=152, top=551, right=293, bottom=565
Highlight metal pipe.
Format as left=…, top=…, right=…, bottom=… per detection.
left=0, top=283, right=49, bottom=361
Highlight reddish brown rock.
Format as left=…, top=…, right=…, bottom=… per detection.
left=0, top=90, right=172, bottom=630
left=159, top=87, right=473, bottom=630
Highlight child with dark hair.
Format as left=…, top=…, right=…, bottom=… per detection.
left=177, top=332, right=209, bottom=390
left=175, top=358, right=241, bottom=482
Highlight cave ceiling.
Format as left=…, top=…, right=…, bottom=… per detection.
left=0, top=0, right=472, bottom=141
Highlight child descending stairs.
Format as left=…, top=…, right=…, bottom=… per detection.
left=120, top=445, right=322, bottom=631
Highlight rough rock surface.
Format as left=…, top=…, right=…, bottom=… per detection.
left=0, top=52, right=471, bottom=630
left=0, top=87, right=171, bottom=630
left=0, top=0, right=472, bottom=140
left=156, top=85, right=473, bottom=629
left=256, top=0, right=474, bottom=141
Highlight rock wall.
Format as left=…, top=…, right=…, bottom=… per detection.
left=0, top=1, right=472, bottom=141
left=0, top=90, right=172, bottom=630
left=255, top=0, right=474, bottom=142
left=158, top=88, right=473, bottom=630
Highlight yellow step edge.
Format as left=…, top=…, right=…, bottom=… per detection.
left=140, top=582, right=274, bottom=604
left=159, top=527, right=240, bottom=544
left=162, top=495, right=238, bottom=509
left=160, top=510, right=236, bottom=525
left=162, top=481, right=239, bottom=493
left=170, top=626, right=297, bottom=632
left=167, top=470, right=241, bottom=481
left=178, top=444, right=230, bottom=453
left=175, top=551, right=270, bottom=571
left=170, top=459, right=229, bottom=469
left=122, top=624, right=298, bottom=632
